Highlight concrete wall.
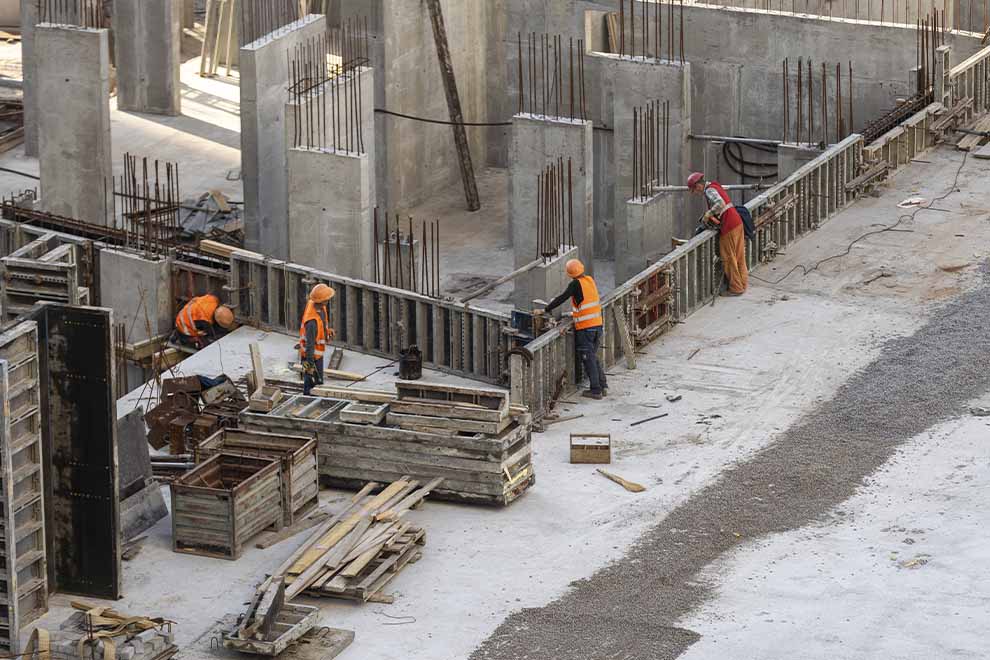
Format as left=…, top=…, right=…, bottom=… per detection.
left=620, top=189, right=674, bottom=282
left=516, top=245, right=579, bottom=309
left=36, top=24, right=111, bottom=226
left=114, top=0, right=182, bottom=115
left=98, top=250, right=172, bottom=342
left=20, top=0, right=38, bottom=156
left=509, top=115, right=594, bottom=271
left=240, top=14, right=326, bottom=257
left=287, top=147, right=374, bottom=280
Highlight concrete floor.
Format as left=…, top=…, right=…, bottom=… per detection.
left=21, top=146, right=987, bottom=660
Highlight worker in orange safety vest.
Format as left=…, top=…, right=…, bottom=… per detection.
left=538, top=259, right=608, bottom=400
left=299, top=283, right=336, bottom=395
left=173, top=294, right=236, bottom=349
left=688, top=171, right=749, bottom=296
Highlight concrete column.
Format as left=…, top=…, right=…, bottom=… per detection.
left=20, top=0, right=39, bottom=156
left=37, top=24, right=112, bottom=226
left=287, top=147, right=373, bottom=280
left=935, top=45, right=952, bottom=109
left=516, top=245, right=578, bottom=312
left=777, top=143, right=823, bottom=179
left=114, top=0, right=182, bottom=116
left=509, top=115, right=594, bottom=272
left=98, top=250, right=173, bottom=342
left=241, top=14, right=327, bottom=258
left=619, top=191, right=674, bottom=283
left=183, top=0, right=195, bottom=29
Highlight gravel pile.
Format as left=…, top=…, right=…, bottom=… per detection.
left=471, top=275, right=990, bottom=660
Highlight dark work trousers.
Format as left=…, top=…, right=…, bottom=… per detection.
left=575, top=326, right=607, bottom=394
left=303, top=356, right=325, bottom=395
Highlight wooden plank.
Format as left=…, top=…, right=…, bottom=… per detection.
left=386, top=412, right=511, bottom=435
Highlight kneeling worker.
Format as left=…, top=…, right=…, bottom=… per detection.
left=299, top=283, right=336, bottom=395
left=174, top=293, right=235, bottom=349
left=539, top=259, right=608, bottom=400
left=687, top=171, right=748, bottom=296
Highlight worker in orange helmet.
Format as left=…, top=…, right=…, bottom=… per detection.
left=299, top=283, right=336, bottom=395
left=687, top=171, right=748, bottom=296
left=539, top=259, right=608, bottom=400
left=173, top=293, right=236, bottom=350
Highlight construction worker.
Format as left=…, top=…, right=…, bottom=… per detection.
left=687, top=171, right=749, bottom=296
left=540, top=259, right=608, bottom=400
left=173, top=294, right=235, bottom=349
left=299, top=283, right=335, bottom=395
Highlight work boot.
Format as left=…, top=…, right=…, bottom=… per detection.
left=582, top=390, right=603, bottom=400
left=602, top=388, right=609, bottom=397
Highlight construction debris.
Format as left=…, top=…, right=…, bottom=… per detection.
left=144, top=374, right=247, bottom=455
left=38, top=603, right=176, bottom=660
left=596, top=469, right=646, bottom=493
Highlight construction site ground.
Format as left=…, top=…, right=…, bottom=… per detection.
left=18, top=145, right=985, bottom=659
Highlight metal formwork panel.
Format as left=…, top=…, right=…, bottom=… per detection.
left=0, top=321, right=48, bottom=654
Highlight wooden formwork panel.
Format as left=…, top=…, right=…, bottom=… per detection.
left=0, top=321, right=47, bottom=654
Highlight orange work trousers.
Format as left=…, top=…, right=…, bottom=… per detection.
left=719, top=224, right=749, bottom=294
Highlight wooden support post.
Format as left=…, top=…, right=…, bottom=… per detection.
left=425, top=0, right=481, bottom=212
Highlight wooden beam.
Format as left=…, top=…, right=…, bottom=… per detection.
left=425, top=0, right=481, bottom=212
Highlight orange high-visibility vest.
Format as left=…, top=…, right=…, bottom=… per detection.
left=298, top=301, right=328, bottom=359
left=571, top=275, right=603, bottom=330
left=175, top=294, right=220, bottom=337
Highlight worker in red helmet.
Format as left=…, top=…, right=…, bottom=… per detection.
left=299, top=283, right=336, bottom=395
left=687, top=171, right=748, bottom=296
left=538, top=259, right=608, bottom=400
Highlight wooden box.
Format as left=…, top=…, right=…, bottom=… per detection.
left=171, top=453, right=283, bottom=560
left=196, top=429, right=318, bottom=525
left=249, top=385, right=284, bottom=413
left=569, top=433, right=611, bottom=464
left=338, top=401, right=388, bottom=425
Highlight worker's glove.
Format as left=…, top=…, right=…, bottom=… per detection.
left=193, top=336, right=205, bottom=350
left=327, top=328, right=336, bottom=341
left=302, top=359, right=317, bottom=377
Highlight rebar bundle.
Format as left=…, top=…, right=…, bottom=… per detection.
left=109, top=153, right=181, bottom=258
left=240, top=0, right=300, bottom=46
left=614, top=0, right=685, bottom=64
left=782, top=57, right=855, bottom=145
left=374, top=210, right=441, bottom=298
left=516, top=33, right=587, bottom=121
left=38, top=0, right=106, bottom=28
left=288, top=19, right=370, bottom=152
left=632, top=100, right=670, bottom=200
left=535, top=157, right=574, bottom=260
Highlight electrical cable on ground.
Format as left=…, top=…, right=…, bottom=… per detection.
left=750, top=150, right=970, bottom=286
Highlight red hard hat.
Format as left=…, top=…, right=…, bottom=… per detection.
left=687, top=172, right=704, bottom=188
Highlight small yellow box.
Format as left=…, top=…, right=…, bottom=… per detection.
left=569, top=433, right=612, bottom=464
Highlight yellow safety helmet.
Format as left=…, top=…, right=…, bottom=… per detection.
left=310, top=283, right=335, bottom=303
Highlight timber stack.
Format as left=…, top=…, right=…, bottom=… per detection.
left=239, top=381, right=534, bottom=506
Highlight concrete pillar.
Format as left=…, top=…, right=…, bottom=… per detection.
left=287, top=147, right=373, bottom=280
left=98, top=250, right=173, bottom=342
left=619, top=191, right=674, bottom=283
left=183, top=0, right=195, bottom=29
left=36, top=24, right=112, bottom=226
left=20, top=0, right=39, bottom=156
left=509, top=115, right=594, bottom=273
left=935, top=45, right=951, bottom=109
left=777, top=143, right=823, bottom=179
left=114, top=0, right=182, bottom=116
left=241, top=14, right=327, bottom=258
left=516, top=245, right=578, bottom=312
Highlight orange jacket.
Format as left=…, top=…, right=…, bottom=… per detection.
left=175, top=295, right=220, bottom=337
left=299, top=301, right=329, bottom=359
left=571, top=276, right=603, bottom=330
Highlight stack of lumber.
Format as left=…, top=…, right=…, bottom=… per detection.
left=239, top=478, right=438, bottom=621
left=957, top=115, right=990, bottom=152
left=241, top=382, right=535, bottom=506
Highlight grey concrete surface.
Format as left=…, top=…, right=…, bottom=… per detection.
left=287, top=147, right=373, bottom=280
left=517, top=244, right=578, bottom=309
left=19, top=0, right=38, bottom=156
left=114, top=0, right=182, bottom=116
left=619, top=189, right=675, bottom=282
left=36, top=24, right=111, bottom=226
left=240, top=14, right=326, bottom=257
left=98, top=249, right=172, bottom=342
left=509, top=114, right=594, bottom=272
left=777, top=142, right=824, bottom=178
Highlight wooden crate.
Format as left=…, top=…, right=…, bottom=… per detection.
left=0, top=321, right=48, bottom=653
left=338, top=401, right=388, bottom=425
left=223, top=602, right=320, bottom=656
left=171, top=453, right=283, bottom=560
left=196, top=429, right=318, bottom=525
left=569, top=433, right=611, bottom=464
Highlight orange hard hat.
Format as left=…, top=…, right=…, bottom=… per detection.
left=310, top=283, right=335, bottom=303
left=214, top=305, right=235, bottom=329
left=565, top=259, right=585, bottom=278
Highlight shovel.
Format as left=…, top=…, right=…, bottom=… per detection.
left=596, top=469, right=646, bottom=493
